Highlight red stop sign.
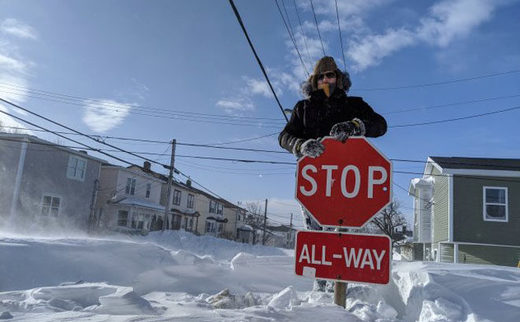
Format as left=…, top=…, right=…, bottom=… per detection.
left=295, top=137, right=392, bottom=228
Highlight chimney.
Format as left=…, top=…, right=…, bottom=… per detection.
left=143, top=161, right=151, bottom=171
left=186, top=178, right=192, bottom=187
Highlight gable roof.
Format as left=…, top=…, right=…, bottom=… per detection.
left=0, top=133, right=107, bottom=163
left=429, top=156, right=520, bottom=172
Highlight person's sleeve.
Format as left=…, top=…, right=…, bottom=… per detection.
left=352, top=98, right=387, bottom=138
left=278, top=101, right=305, bottom=154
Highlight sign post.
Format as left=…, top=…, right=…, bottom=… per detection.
left=294, top=137, right=392, bottom=308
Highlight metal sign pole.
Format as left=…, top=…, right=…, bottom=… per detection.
left=334, top=227, right=347, bottom=308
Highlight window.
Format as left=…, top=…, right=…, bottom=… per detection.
left=146, top=183, right=152, bottom=198
left=41, top=195, right=60, bottom=216
left=209, top=200, right=222, bottom=214
left=67, top=155, right=87, bottom=181
left=483, top=187, right=508, bottom=222
left=126, top=178, right=136, bottom=195
left=173, top=189, right=182, bottom=205
left=206, top=220, right=215, bottom=233
left=117, top=210, right=128, bottom=226
left=187, top=194, right=194, bottom=209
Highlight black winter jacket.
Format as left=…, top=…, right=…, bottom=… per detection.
left=278, top=88, right=387, bottom=154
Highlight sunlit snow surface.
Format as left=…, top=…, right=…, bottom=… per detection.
left=1, top=231, right=519, bottom=321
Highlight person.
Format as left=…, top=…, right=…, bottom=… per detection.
left=278, top=56, right=387, bottom=292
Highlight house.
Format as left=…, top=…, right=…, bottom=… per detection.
left=95, top=161, right=164, bottom=233
left=0, top=133, right=104, bottom=230
left=409, top=156, right=520, bottom=267
left=265, top=224, right=297, bottom=248
left=159, top=178, right=200, bottom=233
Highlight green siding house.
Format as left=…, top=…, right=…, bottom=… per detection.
left=409, top=157, right=520, bottom=267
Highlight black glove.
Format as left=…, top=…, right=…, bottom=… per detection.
left=299, top=139, right=325, bottom=158
left=329, top=118, right=366, bottom=142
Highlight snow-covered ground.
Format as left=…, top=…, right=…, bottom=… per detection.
left=0, top=231, right=519, bottom=321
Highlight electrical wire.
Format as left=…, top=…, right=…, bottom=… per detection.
left=275, top=0, right=310, bottom=76
left=356, top=69, right=520, bottom=92
left=309, top=0, right=325, bottom=56
left=334, top=0, right=347, bottom=71
left=228, top=0, right=289, bottom=122
left=390, top=104, right=520, bottom=128
left=292, top=0, right=312, bottom=66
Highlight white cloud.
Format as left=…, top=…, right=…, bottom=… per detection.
left=417, top=0, right=496, bottom=47
left=348, top=28, right=416, bottom=71
left=0, top=20, right=36, bottom=131
left=216, top=97, right=254, bottom=115
left=245, top=77, right=271, bottom=97
left=82, top=99, right=133, bottom=133
left=346, top=0, right=504, bottom=71
left=1, top=18, right=37, bottom=40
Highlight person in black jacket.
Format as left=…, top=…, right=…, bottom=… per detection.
left=279, top=56, right=387, bottom=292
left=279, top=56, right=387, bottom=159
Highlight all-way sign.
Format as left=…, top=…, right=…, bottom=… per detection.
left=295, top=231, right=391, bottom=285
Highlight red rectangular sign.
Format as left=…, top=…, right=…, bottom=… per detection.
left=295, top=231, right=391, bottom=284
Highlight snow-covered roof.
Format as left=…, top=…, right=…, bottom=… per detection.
left=409, top=176, right=434, bottom=194
left=114, top=197, right=165, bottom=211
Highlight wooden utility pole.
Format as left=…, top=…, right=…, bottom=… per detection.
left=262, top=198, right=268, bottom=245
left=163, top=139, right=176, bottom=231
left=334, top=227, right=347, bottom=308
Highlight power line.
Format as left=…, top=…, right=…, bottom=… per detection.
left=334, top=0, right=347, bottom=71
left=0, top=97, right=171, bottom=170
left=292, top=0, right=312, bottom=66
left=356, top=69, right=520, bottom=92
left=0, top=82, right=283, bottom=122
left=390, top=104, right=520, bottom=128
left=383, top=93, right=520, bottom=115
left=275, top=0, right=310, bottom=76
left=228, top=0, right=289, bottom=122
left=309, top=0, right=325, bottom=56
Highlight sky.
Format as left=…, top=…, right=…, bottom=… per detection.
left=1, top=0, right=520, bottom=227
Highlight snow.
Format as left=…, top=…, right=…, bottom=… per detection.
left=1, top=230, right=519, bottom=321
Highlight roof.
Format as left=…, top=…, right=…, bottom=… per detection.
left=112, top=197, right=165, bottom=211
left=0, top=133, right=107, bottom=163
left=429, top=156, right=520, bottom=171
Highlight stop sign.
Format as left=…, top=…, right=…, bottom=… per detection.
left=295, top=136, right=392, bottom=228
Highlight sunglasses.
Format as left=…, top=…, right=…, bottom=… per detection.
left=317, top=72, right=336, bottom=80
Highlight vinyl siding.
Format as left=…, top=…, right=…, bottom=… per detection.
left=432, top=168, right=449, bottom=243
left=458, top=244, right=520, bottom=267
left=453, top=175, right=520, bottom=246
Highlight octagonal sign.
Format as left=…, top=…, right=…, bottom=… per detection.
left=296, top=137, right=392, bottom=228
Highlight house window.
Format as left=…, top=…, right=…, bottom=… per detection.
left=209, top=200, right=222, bottom=214
left=173, top=189, right=182, bottom=205
left=117, top=210, right=128, bottom=226
left=206, top=220, right=215, bottom=233
left=146, top=183, right=151, bottom=198
left=187, top=194, right=194, bottom=209
left=67, top=155, right=87, bottom=181
left=41, top=195, right=60, bottom=216
left=483, top=187, right=508, bottom=222
left=126, top=178, right=136, bottom=195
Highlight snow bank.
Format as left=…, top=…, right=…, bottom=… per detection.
left=1, top=232, right=520, bottom=321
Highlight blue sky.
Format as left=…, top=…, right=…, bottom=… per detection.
left=1, top=0, right=519, bottom=227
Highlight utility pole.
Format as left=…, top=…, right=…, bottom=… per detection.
left=262, top=198, right=268, bottom=245
left=163, top=139, right=176, bottom=231
left=288, top=212, right=293, bottom=248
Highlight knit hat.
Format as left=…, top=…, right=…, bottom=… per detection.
left=308, top=56, right=351, bottom=92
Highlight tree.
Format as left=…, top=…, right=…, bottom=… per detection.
left=368, top=200, right=408, bottom=246
left=244, top=201, right=272, bottom=245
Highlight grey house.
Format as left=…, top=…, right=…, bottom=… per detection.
left=0, top=133, right=104, bottom=230
left=409, top=157, right=520, bottom=267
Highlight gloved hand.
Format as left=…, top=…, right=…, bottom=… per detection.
left=299, top=139, right=325, bottom=158
left=329, top=118, right=366, bottom=142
